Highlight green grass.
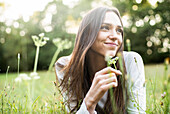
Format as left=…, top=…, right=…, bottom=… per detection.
left=0, top=64, right=169, bottom=113
left=0, top=71, right=65, bottom=113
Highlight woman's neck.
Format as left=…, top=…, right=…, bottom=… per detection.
left=87, top=49, right=107, bottom=80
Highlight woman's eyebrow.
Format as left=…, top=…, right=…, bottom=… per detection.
left=101, top=23, right=112, bottom=26
left=102, top=23, right=123, bottom=28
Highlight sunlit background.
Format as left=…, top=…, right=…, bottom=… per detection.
left=0, top=0, right=169, bottom=72
left=0, top=0, right=166, bottom=32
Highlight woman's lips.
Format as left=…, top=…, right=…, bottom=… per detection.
left=104, top=42, right=118, bottom=47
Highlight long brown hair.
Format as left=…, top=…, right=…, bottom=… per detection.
left=57, top=7, right=127, bottom=113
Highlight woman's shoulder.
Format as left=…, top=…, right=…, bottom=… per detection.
left=123, top=51, right=144, bottom=72
left=123, top=51, right=142, bottom=61
left=55, top=55, right=71, bottom=70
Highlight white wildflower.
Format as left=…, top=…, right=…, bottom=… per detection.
left=15, top=77, right=22, bottom=82
left=30, top=72, right=40, bottom=80
left=39, top=33, right=45, bottom=37
left=30, top=72, right=38, bottom=77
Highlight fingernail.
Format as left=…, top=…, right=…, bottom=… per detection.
left=118, top=70, right=122, bottom=75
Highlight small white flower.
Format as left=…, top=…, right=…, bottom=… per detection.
left=33, top=76, right=40, bottom=80
left=45, top=102, right=48, bottom=107
left=15, top=77, right=22, bottom=82
left=19, top=73, right=31, bottom=81
left=30, top=72, right=38, bottom=77
left=18, top=53, right=20, bottom=59
left=43, top=37, right=49, bottom=41
left=30, top=72, right=40, bottom=80
left=19, top=73, right=28, bottom=78
left=53, top=38, right=61, bottom=44
left=23, top=76, right=31, bottom=80
left=40, top=41, right=47, bottom=46
left=39, top=33, right=45, bottom=37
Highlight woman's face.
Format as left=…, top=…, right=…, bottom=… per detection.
left=91, top=11, right=123, bottom=57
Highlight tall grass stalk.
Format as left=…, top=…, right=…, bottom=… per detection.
left=5, top=66, right=10, bottom=87
left=1, top=94, right=3, bottom=114
left=33, top=46, right=39, bottom=73
left=117, top=53, right=127, bottom=111
left=163, top=58, right=169, bottom=113
left=126, top=39, right=131, bottom=52
left=18, top=53, right=20, bottom=76
left=48, top=48, right=60, bottom=71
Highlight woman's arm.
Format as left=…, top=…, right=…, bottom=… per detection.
left=125, top=52, right=146, bottom=113
left=84, top=67, right=122, bottom=113
left=55, top=60, right=122, bottom=113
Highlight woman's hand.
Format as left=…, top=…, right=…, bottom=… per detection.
left=84, top=67, right=122, bottom=114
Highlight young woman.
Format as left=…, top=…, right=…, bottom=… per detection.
left=55, top=7, right=146, bottom=114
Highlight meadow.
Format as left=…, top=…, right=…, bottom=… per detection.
left=0, top=63, right=169, bottom=113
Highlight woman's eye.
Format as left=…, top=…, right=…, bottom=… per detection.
left=100, top=26, right=109, bottom=30
left=117, top=28, right=123, bottom=33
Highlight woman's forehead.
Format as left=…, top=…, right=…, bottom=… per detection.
left=103, top=11, right=122, bottom=27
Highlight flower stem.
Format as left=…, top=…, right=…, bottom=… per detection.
left=107, top=62, right=117, bottom=113
left=33, top=46, right=40, bottom=73
left=18, top=53, right=20, bottom=76
left=48, top=48, right=60, bottom=71
left=5, top=66, right=10, bottom=86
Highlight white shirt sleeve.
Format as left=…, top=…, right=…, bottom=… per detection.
left=124, top=51, right=146, bottom=114
left=55, top=58, right=97, bottom=114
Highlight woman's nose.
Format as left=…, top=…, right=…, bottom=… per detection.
left=108, top=29, right=118, bottom=39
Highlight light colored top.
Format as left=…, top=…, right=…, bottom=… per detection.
left=55, top=51, right=146, bottom=114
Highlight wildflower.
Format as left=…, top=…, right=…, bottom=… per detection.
left=52, top=38, right=72, bottom=50
left=126, top=39, right=130, bottom=44
left=30, top=72, right=40, bottom=80
left=126, top=39, right=131, bottom=51
left=15, top=77, right=22, bottom=82
left=39, top=33, right=45, bottom=37
left=32, top=33, right=49, bottom=47
left=20, top=73, right=31, bottom=80
left=15, top=73, right=31, bottom=82
left=33, top=76, right=40, bottom=80
left=45, top=102, right=48, bottom=107
left=32, top=33, right=49, bottom=73
left=105, top=55, right=119, bottom=69
left=161, top=92, right=166, bottom=99
left=48, top=38, right=72, bottom=71
left=43, top=37, right=50, bottom=41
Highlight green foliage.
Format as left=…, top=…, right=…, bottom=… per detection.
left=0, top=64, right=169, bottom=113
left=0, top=71, right=66, bottom=113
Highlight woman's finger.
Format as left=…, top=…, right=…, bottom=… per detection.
left=95, top=67, right=122, bottom=77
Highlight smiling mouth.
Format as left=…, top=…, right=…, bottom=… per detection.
left=104, top=42, right=118, bottom=47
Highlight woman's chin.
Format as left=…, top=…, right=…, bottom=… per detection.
left=105, top=51, right=116, bottom=57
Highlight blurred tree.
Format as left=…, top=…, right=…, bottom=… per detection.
left=0, top=0, right=169, bottom=72
left=112, top=0, right=170, bottom=64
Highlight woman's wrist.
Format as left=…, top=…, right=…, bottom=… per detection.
left=84, top=94, right=97, bottom=114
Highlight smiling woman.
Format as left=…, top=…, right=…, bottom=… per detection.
left=55, top=6, right=146, bottom=114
